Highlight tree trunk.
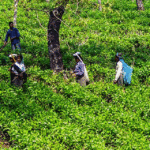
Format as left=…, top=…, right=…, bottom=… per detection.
left=48, top=6, right=65, bottom=72
left=136, top=0, right=144, bottom=10
left=98, top=0, right=102, bottom=11
left=13, top=0, right=19, bottom=27
left=46, top=0, right=50, bottom=2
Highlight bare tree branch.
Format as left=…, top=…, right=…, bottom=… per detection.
left=13, top=0, right=19, bottom=27
left=36, top=13, right=47, bottom=30
left=76, top=0, right=79, bottom=13
left=98, top=0, right=102, bottom=11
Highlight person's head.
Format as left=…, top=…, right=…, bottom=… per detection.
left=17, top=54, right=23, bottom=63
left=115, top=56, right=119, bottom=62
left=73, top=52, right=83, bottom=63
left=74, top=56, right=80, bottom=63
left=9, top=22, right=13, bottom=29
left=115, top=53, right=122, bottom=62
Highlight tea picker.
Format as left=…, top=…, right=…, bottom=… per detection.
left=114, top=53, right=133, bottom=86
left=9, top=54, right=27, bottom=87
left=4, top=22, right=21, bottom=52
left=72, top=52, right=89, bottom=86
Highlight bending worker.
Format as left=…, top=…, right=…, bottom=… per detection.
left=114, top=53, right=133, bottom=86
left=9, top=54, right=27, bottom=87
left=114, top=53, right=123, bottom=86
left=72, top=52, right=89, bottom=86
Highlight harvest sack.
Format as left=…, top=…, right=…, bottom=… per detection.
left=77, top=75, right=86, bottom=86
left=84, top=66, right=89, bottom=83
left=120, top=59, right=133, bottom=84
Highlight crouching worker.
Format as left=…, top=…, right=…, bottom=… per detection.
left=9, top=54, right=27, bottom=87
left=72, top=52, right=89, bottom=86
left=114, top=53, right=133, bottom=86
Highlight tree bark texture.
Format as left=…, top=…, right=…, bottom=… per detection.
left=98, top=0, right=102, bottom=11
left=48, top=6, right=65, bottom=72
left=13, top=0, right=19, bottom=27
left=136, top=0, right=144, bottom=10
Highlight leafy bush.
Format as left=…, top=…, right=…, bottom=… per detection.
left=0, top=0, right=150, bottom=149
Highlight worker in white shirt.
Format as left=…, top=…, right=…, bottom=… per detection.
left=114, top=53, right=123, bottom=86
left=9, top=54, right=27, bottom=86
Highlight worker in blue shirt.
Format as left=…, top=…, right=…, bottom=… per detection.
left=4, top=22, right=21, bottom=51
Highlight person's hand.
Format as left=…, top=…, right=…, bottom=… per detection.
left=72, top=73, right=76, bottom=77
left=70, top=71, right=73, bottom=74
left=113, top=80, right=117, bottom=84
left=11, top=63, right=15, bottom=66
left=19, top=73, right=23, bottom=79
left=8, top=68, right=11, bottom=71
left=4, top=41, right=7, bottom=46
left=10, top=36, right=16, bottom=41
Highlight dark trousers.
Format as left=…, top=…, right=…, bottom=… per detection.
left=11, top=43, right=21, bottom=52
left=11, top=72, right=27, bottom=86
left=117, top=74, right=123, bottom=86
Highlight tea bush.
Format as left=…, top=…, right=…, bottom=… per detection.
left=0, top=0, right=150, bottom=149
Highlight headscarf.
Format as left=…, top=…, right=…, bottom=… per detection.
left=116, top=53, right=122, bottom=60
left=9, top=54, right=17, bottom=62
left=73, top=52, right=83, bottom=61
left=9, top=54, right=17, bottom=58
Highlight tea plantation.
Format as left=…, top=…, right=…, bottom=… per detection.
left=0, top=0, right=150, bottom=149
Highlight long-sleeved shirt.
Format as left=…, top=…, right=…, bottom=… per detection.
left=5, top=28, right=20, bottom=45
left=74, top=61, right=85, bottom=78
left=115, top=61, right=123, bottom=81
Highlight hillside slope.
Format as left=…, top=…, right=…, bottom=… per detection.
left=0, top=0, right=150, bottom=149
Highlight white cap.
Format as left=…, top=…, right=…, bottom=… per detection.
left=9, top=54, right=17, bottom=58
left=73, top=52, right=81, bottom=56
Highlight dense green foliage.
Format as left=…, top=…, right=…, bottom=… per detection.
left=0, top=0, right=150, bottom=149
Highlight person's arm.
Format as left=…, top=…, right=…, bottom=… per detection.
left=114, top=62, right=122, bottom=82
left=21, top=64, right=26, bottom=72
left=23, top=64, right=26, bottom=72
left=4, top=31, right=9, bottom=45
left=8, top=65, right=16, bottom=74
left=15, top=28, right=20, bottom=38
left=10, top=36, right=16, bottom=41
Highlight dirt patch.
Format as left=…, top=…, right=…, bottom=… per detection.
left=0, top=131, right=10, bottom=148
